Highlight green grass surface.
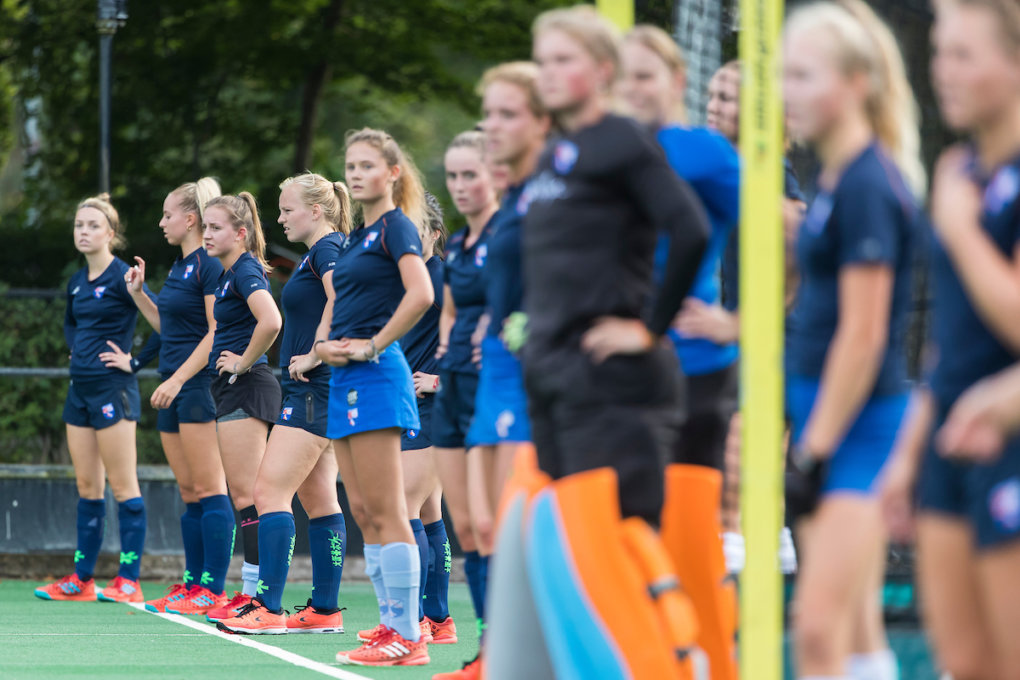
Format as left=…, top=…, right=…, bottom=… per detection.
left=0, top=580, right=478, bottom=680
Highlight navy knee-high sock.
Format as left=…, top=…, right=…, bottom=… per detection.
left=410, top=520, right=428, bottom=621
left=181, top=502, right=204, bottom=587
left=199, top=494, right=234, bottom=595
left=256, top=511, right=294, bottom=613
left=117, top=497, right=146, bottom=582
left=308, top=513, right=346, bottom=611
left=422, top=520, right=450, bottom=621
left=75, top=498, right=106, bottom=581
left=464, top=550, right=489, bottom=626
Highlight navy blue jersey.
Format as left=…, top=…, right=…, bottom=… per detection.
left=441, top=216, right=496, bottom=372
left=157, top=247, right=222, bottom=376
left=787, top=143, right=920, bottom=396
left=279, top=232, right=343, bottom=386
left=330, top=208, right=423, bottom=340
left=210, top=251, right=272, bottom=368
left=484, top=183, right=527, bottom=339
left=930, top=152, right=1020, bottom=407
left=401, top=255, right=444, bottom=374
left=64, top=258, right=149, bottom=378
left=722, top=158, right=806, bottom=311
left=655, top=126, right=741, bottom=376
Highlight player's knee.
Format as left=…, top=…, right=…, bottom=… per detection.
left=473, top=517, right=495, bottom=554
left=793, top=608, right=840, bottom=667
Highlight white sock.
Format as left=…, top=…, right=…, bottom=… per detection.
left=241, top=561, right=259, bottom=597
left=779, top=526, right=798, bottom=574
left=847, top=649, right=899, bottom=680
left=723, top=532, right=745, bottom=574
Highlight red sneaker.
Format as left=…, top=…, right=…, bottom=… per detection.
left=97, top=576, right=144, bottom=603
left=145, top=583, right=197, bottom=613
left=34, top=574, right=96, bottom=602
left=426, top=615, right=458, bottom=644
left=216, top=600, right=287, bottom=635
left=337, top=626, right=430, bottom=666
left=286, top=600, right=344, bottom=634
left=165, top=587, right=228, bottom=615
left=431, top=654, right=483, bottom=679
left=204, top=591, right=251, bottom=621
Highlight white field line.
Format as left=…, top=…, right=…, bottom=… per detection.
left=126, top=603, right=372, bottom=680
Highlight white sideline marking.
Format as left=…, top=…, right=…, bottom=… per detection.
left=127, top=603, right=371, bottom=680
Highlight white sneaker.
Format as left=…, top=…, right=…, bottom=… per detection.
left=723, top=532, right=745, bottom=574
left=778, top=526, right=797, bottom=574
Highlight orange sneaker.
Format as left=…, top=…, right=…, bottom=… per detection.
left=426, top=615, right=458, bottom=644
left=216, top=599, right=287, bottom=635
left=165, top=587, right=228, bottom=615
left=97, top=576, right=144, bottom=603
left=34, top=574, right=96, bottom=602
left=420, top=619, right=434, bottom=644
left=286, top=600, right=344, bottom=634
left=356, top=622, right=387, bottom=643
left=145, top=583, right=197, bottom=613
left=432, top=654, right=483, bottom=679
left=336, top=626, right=430, bottom=666
left=204, top=591, right=251, bottom=621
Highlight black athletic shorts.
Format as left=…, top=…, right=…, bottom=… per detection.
left=673, top=362, right=739, bottom=470
left=210, top=363, right=282, bottom=424
left=523, top=344, right=682, bottom=524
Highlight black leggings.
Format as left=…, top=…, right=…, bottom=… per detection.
left=673, top=363, right=739, bottom=471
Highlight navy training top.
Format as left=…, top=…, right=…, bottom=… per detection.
left=329, top=208, right=423, bottom=340
left=930, top=150, right=1020, bottom=408
left=401, top=255, right=444, bottom=375
left=157, top=246, right=222, bottom=377
left=210, top=251, right=272, bottom=369
left=279, top=232, right=343, bottom=387
left=441, top=215, right=496, bottom=373
left=655, top=125, right=741, bottom=377
left=483, top=182, right=527, bottom=340
left=64, top=257, right=151, bottom=379
left=786, top=143, right=920, bottom=397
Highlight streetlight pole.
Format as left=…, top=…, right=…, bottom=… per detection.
left=96, top=0, right=127, bottom=195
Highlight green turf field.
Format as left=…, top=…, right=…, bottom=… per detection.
left=0, top=580, right=479, bottom=680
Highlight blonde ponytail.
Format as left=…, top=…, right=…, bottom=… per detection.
left=172, top=176, right=222, bottom=224
left=205, top=192, right=273, bottom=272
left=279, top=173, right=354, bottom=235
left=786, top=0, right=926, bottom=197
left=344, top=128, right=427, bottom=230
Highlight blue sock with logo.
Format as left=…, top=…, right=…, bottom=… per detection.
left=410, top=520, right=428, bottom=621
left=181, top=502, right=204, bottom=587
left=74, top=498, right=106, bottom=581
left=380, top=542, right=421, bottom=641
left=199, top=494, right=234, bottom=596
left=309, top=513, right=346, bottom=611
left=116, top=497, right=146, bottom=582
left=423, top=520, right=451, bottom=621
left=464, top=550, right=488, bottom=624
left=365, top=543, right=388, bottom=625
left=256, top=511, right=294, bottom=613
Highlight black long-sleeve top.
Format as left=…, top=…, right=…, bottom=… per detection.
left=520, top=114, right=709, bottom=362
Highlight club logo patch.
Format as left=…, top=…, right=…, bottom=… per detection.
left=280, top=406, right=293, bottom=421
left=990, top=477, right=1020, bottom=532
left=298, top=256, right=308, bottom=271
left=407, top=429, right=418, bottom=439
left=101, top=403, right=115, bottom=419
left=475, top=244, right=488, bottom=268
left=183, top=264, right=195, bottom=279
left=553, top=140, right=579, bottom=175
left=93, top=286, right=107, bottom=299
left=362, top=232, right=379, bottom=249
left=347, top=408, right=358, bottom=427
left=219, top=281, right=231, bottom=297
left=985, top=165, right=1020, bottom=217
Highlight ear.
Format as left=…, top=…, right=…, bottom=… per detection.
left=389, top=163, right=402, bottom=185
left=185, top=211, right=198, bottom=230
left=236, top=226, right=248, bottom=243
left=673, top=69, right=687, bottom=100
left=311, top=203, right=323, bottom=221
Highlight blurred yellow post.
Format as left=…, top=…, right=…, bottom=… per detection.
left=739, top=0, right=785, bottom=678
left=596, top=0, right=634, bottom=30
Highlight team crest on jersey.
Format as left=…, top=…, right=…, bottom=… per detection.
left=101, top=403, right=115, bottom=419
left=93, top=286, right=107, bottom=299
left=985, top=165, right=1020, bottom=217
left=219, top=281, right=231, bottom=297
left=298, top=256, right=308, bottom=271
left=990, top=477, right=1020, bottom=532
left=553, top=140, right=579, bottom=175
left=362, top=232, right=379, bottom=249
left=347, top=389, right=358, bottom=406
left=183, top=264, right=195, bottom=279
left=803, top=193, right=834, bottom=236
left=475, top=244, right=488, bottom=267
left=280, top=406, right=293, bottom=421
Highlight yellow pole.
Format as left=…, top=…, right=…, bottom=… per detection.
left=739, top=0, right=785, bottom=678
left=596, top=0, right=634, bottom=31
